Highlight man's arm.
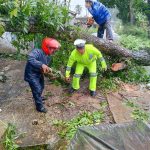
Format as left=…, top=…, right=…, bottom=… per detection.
left=28, top=50, right=50, bottom=73
left=28, top=50, right=43, bottom=69
left=65, top=52, right=76, bottom=78
left=91, top=46, right=107, bottom=70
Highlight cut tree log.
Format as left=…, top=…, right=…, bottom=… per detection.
left=3, top=23, right=150, bottom=66
left=111, top=62, right=127, bottom=72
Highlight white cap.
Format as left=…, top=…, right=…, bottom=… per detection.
left=74, top=39, right=86, bottom=48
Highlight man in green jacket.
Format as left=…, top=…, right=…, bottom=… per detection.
left=65, top=39, right=107, bottom=96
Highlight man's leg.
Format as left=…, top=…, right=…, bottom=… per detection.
left=97, top=23, right=105, bottom=38
left=105, top=20, right=113, bottom=40
left=72, top=63, right=84, bottom=90
left=28, top=78, right=46, bottom=113
left=40, top=75, right=44, bottom=95
left=88, top=61, right=97, bottom=96
left=40, top=75, right=46, bottom=101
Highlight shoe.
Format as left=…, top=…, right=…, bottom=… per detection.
left=41, top=96, right=47, bottom=101
left=90, top=90, right=96, bottom=97
left=37, top=107, right=47, bottom=113
left=69, top=87, right=77, bottom=94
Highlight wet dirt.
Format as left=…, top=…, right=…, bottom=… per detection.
left=0, top=59, right=113, bottom=149
left=1, top=58, right=149, bottom=149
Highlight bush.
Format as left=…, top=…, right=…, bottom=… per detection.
left=117, top=25, right=148, bottom=38
left=50, top=41, right=74, bottom=70
left=119, top=34, right=150, bottom=50
left=0, top=23, right=5, bottom=36
left=115, top=65, right=150, bottom=83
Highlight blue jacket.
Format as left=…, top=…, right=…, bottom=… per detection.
left=88, top=1, right=111, bottom=25
left=24, top=49, right=51, bottom=82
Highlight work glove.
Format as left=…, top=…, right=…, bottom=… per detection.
left=101, top=66, right=107, bottom=72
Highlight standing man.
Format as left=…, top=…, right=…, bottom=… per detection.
left=85, top=0, right=113, bottom=41
left=65, top=39, right=107, bottom=97
left=24, top=38, right=61, bottom=113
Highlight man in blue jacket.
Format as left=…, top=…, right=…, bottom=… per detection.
left=85, top=0, right=113, bottom=41
left=24, top=38, right=61, bottom=113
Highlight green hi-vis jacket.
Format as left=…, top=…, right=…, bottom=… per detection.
left=65, top=44, right=107, bottom=78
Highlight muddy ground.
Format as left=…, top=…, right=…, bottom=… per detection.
left=0, top=59, right=113, bottom=149
left=0, top=59, right=150, bottom=149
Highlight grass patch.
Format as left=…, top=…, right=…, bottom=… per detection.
left=97, top=77, right=119, bottom=92
left=3, top=123, right=19, bottom=150
left=124, top=100, right=150, bottom=123
left=117, top=24, right=150, bottom=50
left=119, top=34, right=150, bottom=50
left=53, top=109, right=105, bottom=140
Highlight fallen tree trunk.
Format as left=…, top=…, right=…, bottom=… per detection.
left=69, top=31, right=150, bottom=66
left=3, top=23, right=150, bottom=66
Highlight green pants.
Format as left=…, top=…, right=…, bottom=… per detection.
left=72, top=61, right=97, bottom=91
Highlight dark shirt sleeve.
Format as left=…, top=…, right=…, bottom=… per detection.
left=28, top=50, right=43, bottom=69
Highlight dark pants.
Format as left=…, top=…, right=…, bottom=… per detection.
left=28, top=75, right=44, bottom=110
left=97, top=20, right=113, bottom=40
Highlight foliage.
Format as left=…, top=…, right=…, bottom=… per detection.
left=0, top=0, right=71, bottom=58
left=0, top=0, right=71, bottom=34
left=52, top=41, right=74, bottom=70
left=117, top=25, right=148, bottom=38
left=0, top=53, right=27, bottom=61
left=125, top=100, right=150, bottom=122
left=97, top=77, right=119, bottom=92
left=116, top=65, right=150, bottom=83
left=135, top=12, right=148, bottom=26
left=96, top=53, right=149, bottom=91
left=119, top=34, right=150, bottom=50
left=0, top=23, right=5, bottom=36
left=133, top=0, right=150, bottom=18
left=53, top=110, right=105, bottom=140
left=3, top=123, right=19, bottom=150
left=99, top=0, right=150, bottom=23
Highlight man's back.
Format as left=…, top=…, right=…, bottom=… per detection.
left=88, top=1, right=111, bottom=25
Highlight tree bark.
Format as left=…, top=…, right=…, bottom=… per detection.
left=129, top=0, right=135, bottom=25
left=68, top=31, right=150, bottom=66
left=3, top=23, right=150, bottom=66
left=148, top=0, right=150, bottom=38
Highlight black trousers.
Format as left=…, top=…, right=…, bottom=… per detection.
left=28, top=75, right=44, bottom=110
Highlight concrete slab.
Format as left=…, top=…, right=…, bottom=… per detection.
left=107, top=83, right=150, bottom=123
left=107, top=92, right=133, bottom=123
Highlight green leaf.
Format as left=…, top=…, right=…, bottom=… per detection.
left=10, top=8, right=18, bottom=18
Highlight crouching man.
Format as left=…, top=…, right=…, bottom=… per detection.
left=24, top=38, right=61, bottom=113
left=65, top=39, right=107, bottom=97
